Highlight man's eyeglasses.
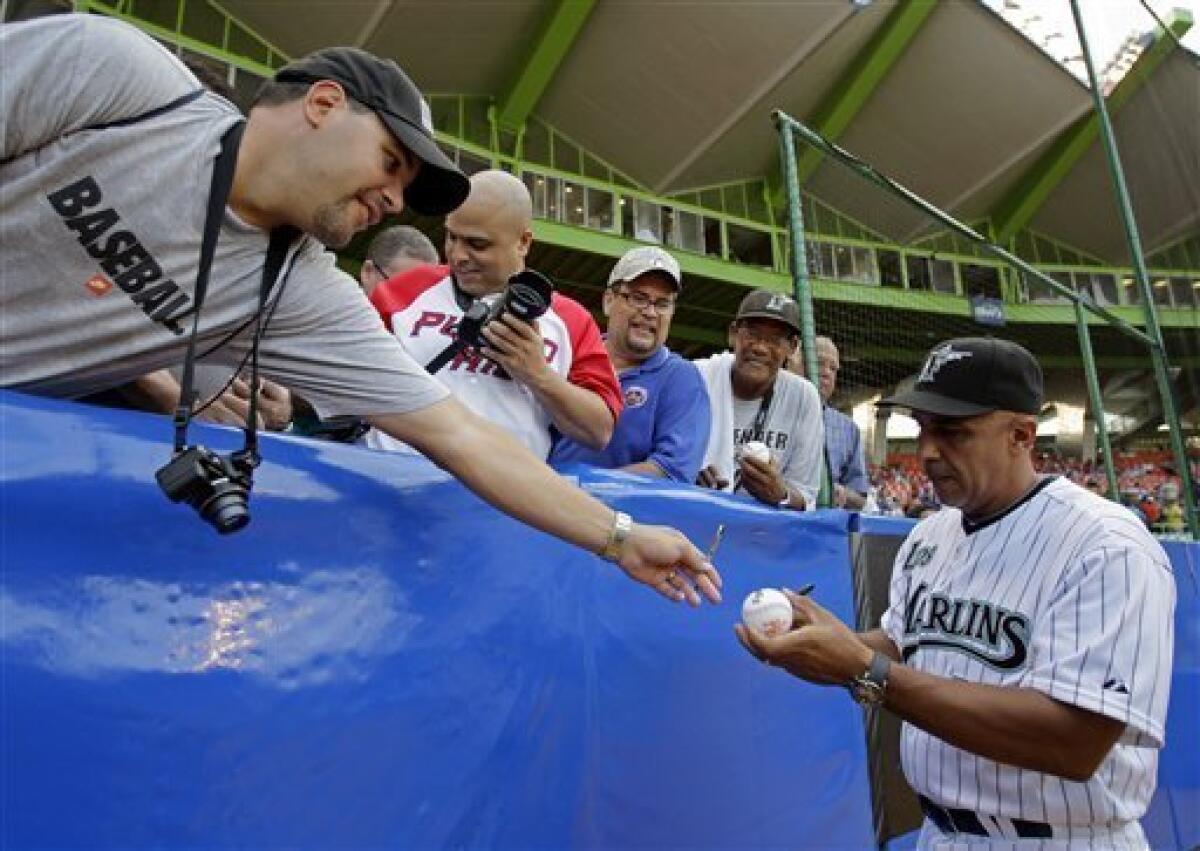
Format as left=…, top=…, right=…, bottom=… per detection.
left=613, top=288, right=676, bottom=314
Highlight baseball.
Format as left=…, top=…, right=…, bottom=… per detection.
left=740, top=440, right=771, bottom=464
left=741, top=588, right=794, bottom=637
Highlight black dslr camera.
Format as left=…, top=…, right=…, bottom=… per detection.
left=427, top=269, right=555, bottom=375
left=456, top=269, right=554, bottom=349
left=156, top=446, right=256, bottom=534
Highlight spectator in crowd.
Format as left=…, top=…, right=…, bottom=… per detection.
left=359, top=224, right=438, bottom=296
left=0, top=15, right=722, bottom=605
left=550, top=246, right=710, bottom=482
left=789, top=335, right=868, bottom=509
left=694, top=290, right=822, bottom=510
left=368, top=169, right=621, bottom=460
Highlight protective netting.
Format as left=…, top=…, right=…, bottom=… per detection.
left=777, top=1, right=1198, bottom=537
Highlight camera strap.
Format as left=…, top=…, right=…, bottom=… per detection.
left=172, top=119, right=297, bottom=459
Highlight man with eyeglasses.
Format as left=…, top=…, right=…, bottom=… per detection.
left=694, top=290, right=823, bottom=510
left=550, top=246, right=710, bottom=482
left=369, top=170, right=622, bottom=460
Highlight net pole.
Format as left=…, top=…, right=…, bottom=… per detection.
left=775, top=112, right=831, bottom=508
left=1075, top=300, right=1120, bottom=501
left=1069, top=0, right=1198, bottom=539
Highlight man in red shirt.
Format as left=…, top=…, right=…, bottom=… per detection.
left=370, top=170, right=621, bottom=459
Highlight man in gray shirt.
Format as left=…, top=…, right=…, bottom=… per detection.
left=0, top=14, right=721, bottom=606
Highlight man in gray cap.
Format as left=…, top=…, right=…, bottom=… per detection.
left=0, top=14, right=723, bottom=607
left=738, top=337, right=1174, bottom=848
left=693, top=289, right=823, bottom=510
left=550, top=246, right=710, bottom=482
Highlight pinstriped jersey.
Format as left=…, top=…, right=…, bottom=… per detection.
left=880, top=476, right=1174, bottom=828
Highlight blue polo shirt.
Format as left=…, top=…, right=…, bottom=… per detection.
left=550, top=345, right=711, bottom=482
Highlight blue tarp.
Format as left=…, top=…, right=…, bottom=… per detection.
left=1, top=392, right=874, bottom=848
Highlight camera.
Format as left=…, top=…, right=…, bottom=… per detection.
left=456, top=269, right=554, bottom=349
left=156, top=446, right=254, bottom=534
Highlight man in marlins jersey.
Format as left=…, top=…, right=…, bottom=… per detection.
left=738, top=337, right=1174, bottom=848
left=368, top=170, right=621, bottom=459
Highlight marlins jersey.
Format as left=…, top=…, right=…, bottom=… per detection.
left=367, top=265, right=621, bottom=459
left=881, top=476, right=1174, bottom=839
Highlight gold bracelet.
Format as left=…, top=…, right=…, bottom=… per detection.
left=599, top=511, right=633, bottom=562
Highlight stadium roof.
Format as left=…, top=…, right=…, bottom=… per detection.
left=220, top=0, right=1199, bottom=266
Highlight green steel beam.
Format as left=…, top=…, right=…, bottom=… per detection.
left=76, top=0, right=288, bottom=76
left=768, top=0, right=936, bottom=209
left=991, top=8, right=1193, bottom=245
left=494, top=0, right=597, bottom=132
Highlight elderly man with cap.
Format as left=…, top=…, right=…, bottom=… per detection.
left=693, top=289, right=823, bottom=510
left=0, top=15, right=724, bottom=607
left=550, top=246, right=711, bottom=482
left=738, top=337, right=1174, bottom=849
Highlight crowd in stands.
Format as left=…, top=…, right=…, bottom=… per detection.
left=870, top=447, right=1198, bottom=535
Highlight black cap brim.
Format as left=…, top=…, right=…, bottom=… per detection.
left=379, top=114, right=470, bottom=216
left=736, top=310, right=800, bottom=336
left=877, top=388, right=995, bottom=417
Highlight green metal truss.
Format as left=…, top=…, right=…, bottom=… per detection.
left=767, top=0, right=937, bottom=211
left=494, top=0, right=597, bottom=133
left=991, top=8, right=1194, bottom=246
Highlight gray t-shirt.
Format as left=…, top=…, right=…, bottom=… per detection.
left=0, top=14, right=447, bottom=419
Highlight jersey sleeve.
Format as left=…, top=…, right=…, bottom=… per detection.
left=553, top=294, right=623, bottom=422
left=2, top=15, right=198, bottom=161
left=243, top=242, right=449, bottom=419
left=368, top=264, right=449, bottom=333
left=1024, top=537, right=1175, bottom=748
left=647, top=359, right=711, bottom=483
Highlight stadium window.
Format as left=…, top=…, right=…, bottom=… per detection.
left=523, top=172, right=547, bottom=218
left=961, top=263, right=1001, bottom=299
left=1169, top=277, right=1193, bottom=309
left=1121, top=276, right=1140, bottom=305
left=562, top=182, right=585, bottom=227
left=672, top=209, right=705, bottom=254
left=727, top=223, right=773, bottom=268
left=1091, top=273, right=1118, bottom=306
left=545, top=176, right=562, bottom=222
left=1152, top=278, right=1172, bottom=307
left=631, top=199, right=663, bottom=243
left=878, top=249, right=903, bottom=288
left=808, top=241, right=835, bottom=279
left=523, top=123, right=551, bottom=166
left=586, top=187, right=616, bottom=233
left=905, top=255, right=932, bottom=291
left=1025, top=271, right=1070, bottom=304
left=704, top=218, right=722, bottom=258
left=930, top=258, right=956, bottom=294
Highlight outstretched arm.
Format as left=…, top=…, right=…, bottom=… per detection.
left=368, top=397, right=721, bottom=605
left=736, top=592, right=1122, bottom=782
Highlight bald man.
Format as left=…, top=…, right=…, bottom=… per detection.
left=369, top=170, right=621, bottom=458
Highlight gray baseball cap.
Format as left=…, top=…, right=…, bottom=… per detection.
left=735, top=289, right=801, bottom=335
left=608, top=246, right=682, bottom=291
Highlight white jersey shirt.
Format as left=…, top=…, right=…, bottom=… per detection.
left=881, top=477, right=1174, bottom=840
left=366, top=265, right=621, bottom=459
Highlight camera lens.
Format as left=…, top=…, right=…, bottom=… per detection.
left=198, top=480, right=251, bottom=534
left=503, top=270, right=553, bottom=323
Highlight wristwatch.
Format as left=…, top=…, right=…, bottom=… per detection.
left=598, top=511, right=633, bottom=562
left=849, top=651, right=891, bottom=706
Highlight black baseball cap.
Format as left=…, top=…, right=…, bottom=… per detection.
left=274, top=48, right=469, bottom=216
left=735, top=289, right=801, bottom=335
left=879, top=337, right=1043, bottom=417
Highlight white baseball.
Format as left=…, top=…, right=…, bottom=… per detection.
left=741, top=588, right=794, bottom=637
left=740, top=440, right=771, bottom=464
